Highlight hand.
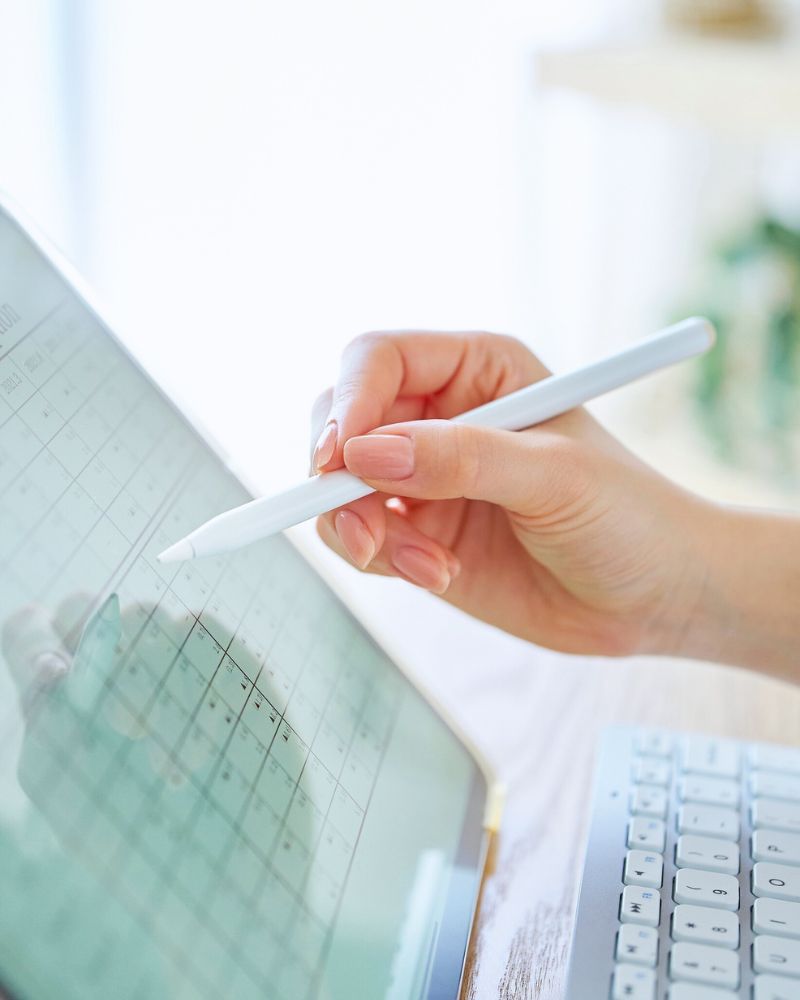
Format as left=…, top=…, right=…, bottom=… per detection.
left=309, top=331, right=718, bottom=658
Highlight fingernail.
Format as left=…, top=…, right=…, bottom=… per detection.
left=313, top=420, right=338, bottom=471
left=445, top=552, right=461, bottom=579
left=344, top=434, right=414, bottom=480
left=336, top=510, right=376, bottom=570
left=392, top=546, right=451, bottom=594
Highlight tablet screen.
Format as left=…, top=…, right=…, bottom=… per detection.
left=0, top=206, right=488, bottom=1000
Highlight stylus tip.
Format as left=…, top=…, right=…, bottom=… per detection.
left=157, top=539, right=196, bottom=564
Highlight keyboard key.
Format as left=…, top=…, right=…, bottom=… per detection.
left=669, top=941, right=740, bottom=989
left=637, top=730, right=674, bottom=757
left=678, top=804, right=740, bottom=840
left=676, top=835, right=740, bottom=876
left=753, top=898, right=800, bottom=939
left=620, top=885, right=661, bottom=927
left=753, top=935, right=800, bottom=977
left=753, top=974, right=800, bottom=999
left=634, top=756, right=671, bottom=787
left=674, top=869, right=739, bottom=910
left=631, top=785, right=669, bottom=819
left=628, top=817, right=666, bottom=853
left=753, top=799, right=800, bottom=835
left=616, top=924, right=659, bottom=967
left=682, top=738, right=740, bottom=779
left=671, top=904, right=739, bottom=949
left=624, top=850, right=663, bottom=889
left=669, top=986, right=739, bottom=1000
left=754, top=862, right=800, bottom=902
left=679, top=776, right=740, bottom=809
left=612, top=963, right=656, bottom=1000
left=753, top=830, right=800, bottom=867
left=751, top=744, right=800, bottom=776
left=752, top=772, right=800, bottom=803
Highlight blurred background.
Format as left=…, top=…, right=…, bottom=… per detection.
left=4, top=0, right=800, bottom=506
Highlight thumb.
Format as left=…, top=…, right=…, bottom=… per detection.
left=342, top=419, right=585, bottom=517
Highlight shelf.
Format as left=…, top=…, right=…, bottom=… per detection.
left=535, top=34, right=800, bottom=138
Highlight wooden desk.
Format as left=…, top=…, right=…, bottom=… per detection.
left=302, top=530, right=800, bottom=1000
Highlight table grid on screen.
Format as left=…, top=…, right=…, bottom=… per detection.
left=0, top=293, right=404, bottom=1000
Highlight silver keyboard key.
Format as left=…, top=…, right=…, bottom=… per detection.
left=669, top=941, right=740, bottom=989
left=620, top=885, right=661, bottom=927
left=634, top=756, right=672, bottom=787
left=753, top=974, right=800, bottom=999
left=669, top=986, right=739, bottom=1000
left=628, top=817, right=666, bottom=853
left=624, top=849, right=663, bottom=889
left=613, top=963, right=656, bottom=1000
left=678, top=804, right=740, bottom=840
left=682, top=738, right=740, bottom=779
left=674, top=868, right=739, bottom=910
left=753, top=935, right=800, bottom=977
left=679, top=775, right=740, bottom=809
left=637, top=730, right=674, bottom=757
left=616, top=924, right=659, bottom=967
left=753, top=799, right=800, bottom=835
left=753, top=898, right=800, bottom=939
left=671, top=904, right=739, bottom=948
left=751, top=744, right=800, bottom=776
left=631, top=784, right=669, bottom=819
left=751, top=772, right=800, bottom=803
left=676, top=835, right=740, bottom=875
left=753, top=862, right=800, bottom=902
left=753, top=830, right=800, bottom=867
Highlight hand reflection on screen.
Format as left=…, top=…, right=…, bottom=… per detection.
left=2, top=593, right=310, bottom=999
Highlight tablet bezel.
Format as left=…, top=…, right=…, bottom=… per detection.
left=0, top=191, right=502, bottom=1000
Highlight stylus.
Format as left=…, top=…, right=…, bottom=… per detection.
left=157, top=316, right=715, bottom=563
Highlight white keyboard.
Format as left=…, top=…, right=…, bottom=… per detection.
left=564, top=727, right=800, bottom=1000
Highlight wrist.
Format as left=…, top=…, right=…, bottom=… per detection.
left=664, top=500, right=800, bottom=677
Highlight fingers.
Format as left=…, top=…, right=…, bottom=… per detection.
left=311, top=331, right=549, bottom=473
left=317, top=502, right=461, bottom=595
left=309, top=388, right=425, bottom=473
left=342, top=419, right=591, bottom=519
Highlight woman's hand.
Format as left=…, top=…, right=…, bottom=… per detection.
left=309, top=330, right=721, bottom=659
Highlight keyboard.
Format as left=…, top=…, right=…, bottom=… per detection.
left=564, top=727, right=800, bottom=1000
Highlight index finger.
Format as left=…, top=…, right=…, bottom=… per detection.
left=313, top=330, right=549, bottom=472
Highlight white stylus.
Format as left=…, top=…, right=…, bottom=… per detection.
left=158, top=316, right=715, bottom=563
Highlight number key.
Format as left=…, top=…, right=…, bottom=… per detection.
left=671, top=904, right=739, bottom=949
left=676, top=835, right=739, bottom=876
left=669, top=942, right=740, bottom=990
left=674, top=869, right=739, bottom=910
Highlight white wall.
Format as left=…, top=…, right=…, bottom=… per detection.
left=1, top=0, right=654, bottom=492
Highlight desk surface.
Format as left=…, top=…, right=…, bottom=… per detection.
left=460, top=653, right=800, bottom=1000
left=303, top=531, right=800, bottom=1000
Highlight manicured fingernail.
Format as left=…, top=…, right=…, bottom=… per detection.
left=313, top=420, right=338, bottom=471
left=445, top=552, right=461, bottom=579
left=344, top=434, right=414, bottom=480
left=335, top=510, right=376, bottom=569
left=392, top=546, right=450, bottom=594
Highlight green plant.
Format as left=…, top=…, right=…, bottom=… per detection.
left=686, top=216, right=800, bottom=484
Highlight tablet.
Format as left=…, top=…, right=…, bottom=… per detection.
left=0, top=198, right=498, bottom=1000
